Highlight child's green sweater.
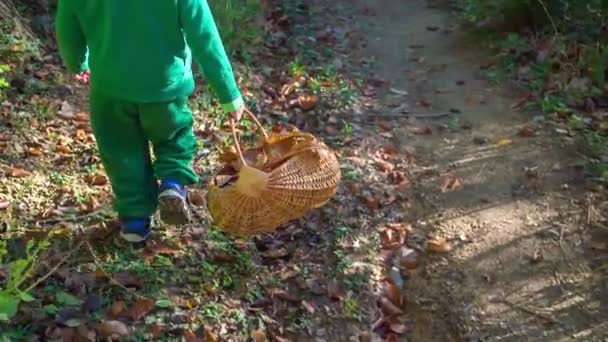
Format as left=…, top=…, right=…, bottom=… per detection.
left=55, top=0, right=243, bottom=112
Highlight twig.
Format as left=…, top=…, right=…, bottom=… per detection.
left=81, top=233, right=141, bottom=299
left=500, top=298, right=561, bottom=325
left=23, top=239, right=84, bottom=293
left=536, top=0, right=559, bottom=35
left=35, top=209, right=110, bottom=224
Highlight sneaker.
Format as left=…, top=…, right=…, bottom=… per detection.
left=119, top=217, right=154, bottom=243
left=158, top=179, right=191, bottom=225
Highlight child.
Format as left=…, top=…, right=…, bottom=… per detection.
left=55, top=0, right=245, bottom=243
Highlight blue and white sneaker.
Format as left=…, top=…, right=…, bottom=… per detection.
left=158, top=179, right=191, bottom=225
left=119, top=217, right=154, bottom=243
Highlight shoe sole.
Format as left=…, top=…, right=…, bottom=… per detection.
left=120, top=231, right=148, bottom=243
left=159, top=189, right=192, bottom=225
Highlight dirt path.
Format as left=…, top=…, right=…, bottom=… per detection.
left=332, top=0, right=608, bottom=340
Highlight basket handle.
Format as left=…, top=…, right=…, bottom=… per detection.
left=230, top=109, right=269, bottom=167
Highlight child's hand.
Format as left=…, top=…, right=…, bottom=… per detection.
left=228, top=106, right=246, bottom=122
left=75, top=70, right=90, bottom=84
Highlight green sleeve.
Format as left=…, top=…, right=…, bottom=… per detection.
left=179, top=0, right=243, bottom=112
left=55, top=0, right=89, bottom=73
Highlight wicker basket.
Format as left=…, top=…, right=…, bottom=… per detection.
left=207, top=111, right=341, bottom=236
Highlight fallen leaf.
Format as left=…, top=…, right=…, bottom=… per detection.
left=87, top=174, right=109, bottom=186
left=55, top=307, right=84, bottom=327
left=384, top=282, right=402, bottom=306
left=108, top=301, right=126, bottom=318
left=130, top=297, right=155, bottom=321
left=365, top=196, right=380, bottom=210
left=327, top=279, right=345, bottom=300
left=427, top=237, right=452, bottom=253
left=204, top=326, right=218, bottom=342
left=397, top=246, right=419, bottom=270
left=379, top=297, right=403, bottom=316
left=250, top=329, right=267, bottom=342
left=150, top=324, right=164, bottom=339
left=28, top=147, right=43, bottom=156
left=74, top=112, right=89, bottom=122
left=375, top=159, right=395, bottom=172
left=518, top=126, right=535, bottom=137
left=389, top=88, right=408, bottom=96
left=389, top=322, right=407, bottom=334
left=57, top=145, right=71, bottom=154
left=301, top=299, right=316, bottom=314
left=412, top=126, right=432, bottom=135
left=306, top=278, right=324, bottom=295
left=530, top=249, right=544, bottom=263
left=112, top=271, right=141, bottom=288
left=59, top=101, right=75, bottom=119
left=496, top=138, right=513, bottom=147
left=75, top=324, right=97, bottom=341
left=440, top=176, right=462, bottom=193
left=386, top=333, right=400, bottom=342
left=297, top=95, right=319, bottom=111
left=7, top=167, right=30, bottom=178
left=97, top=320, right=130, bottom=339
left=189, top=190, right=206, bottom=206
left=262, top=247, right=289, bottom=259
left=346, top=182, right=360, bottom=194
left=184, top=329, right=198, bottom=342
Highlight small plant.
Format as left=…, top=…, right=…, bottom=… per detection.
left=0, top=237, right=50, bottom=321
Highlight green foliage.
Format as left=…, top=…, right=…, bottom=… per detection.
left=208, top=0, right=262, bottom=53
left=0, top=237, right=49, bottom=321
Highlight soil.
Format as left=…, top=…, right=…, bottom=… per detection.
left=315, top=0, right=608, bottom=340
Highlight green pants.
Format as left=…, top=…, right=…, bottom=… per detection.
left=90, top=90, right=199, bottom=219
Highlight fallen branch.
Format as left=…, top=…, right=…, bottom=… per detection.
left=24, top=239, right=84, bottom=293
left=81, top=233, right=142, bottom=299
left=500, top=298, right=561, bottom=325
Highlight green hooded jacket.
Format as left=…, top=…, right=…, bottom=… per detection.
left=55, top=0, right=243, bottom=112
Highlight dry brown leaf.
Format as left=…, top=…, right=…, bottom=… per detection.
left=57, top=145, right=71, bottom=154
left=184, top=329, right=198, bottom=342
left=204, top=326, right=218, bottom=342
left=250, top=329, right=267, bottom=342
left=108, top=301, right=126, bottom=318
left=427, top=237, right=452, bottom=253
left=75, top=112, right=90, bottom=122
left=327, top=279, right=346, bottom=300
left=412, top=126, right=432, bottom=135
left=397, top=246, right=419, bottom=270
left=95, top=266, right=107, bottom=282
left=75, top=324, right=97, bottom=341
left=297, top=94, right=319, bottom=111
left=150, top=324, right=164, bottom=339
left=113, top=271, right=141, bottom=287
left=97, top=320, right=130, bottom=339
left=301, top=300, right=316, bottom=314
left=189, top=190, right=206, bottom=206
left=130, top=297, right=155, bottom=321
left=346, top=182, right=360, bottom=194
left=7, top=167, right=30, bottom=178
left=28, top=147, right=43, bottom=156
left=88, top=174, right=109, bottom=186
left=379, top=297, right=403, bottom=316
left=384, top=282, right=402, bottom=306
left=386, top=333, right=400, bottom=342
left=496, top=138, right=513, bottom=147
left=440, top=175, right=462, bottom=193
left=518, top=126, right=535, bottom=137
left=365, top=196, right=380, bottom=210
left=375, top=159, right=395, bottom=172
left=389, top=322, right=407, bottom=334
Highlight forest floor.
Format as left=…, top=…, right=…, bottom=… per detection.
left=1, top=0, right=608, bottom=341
